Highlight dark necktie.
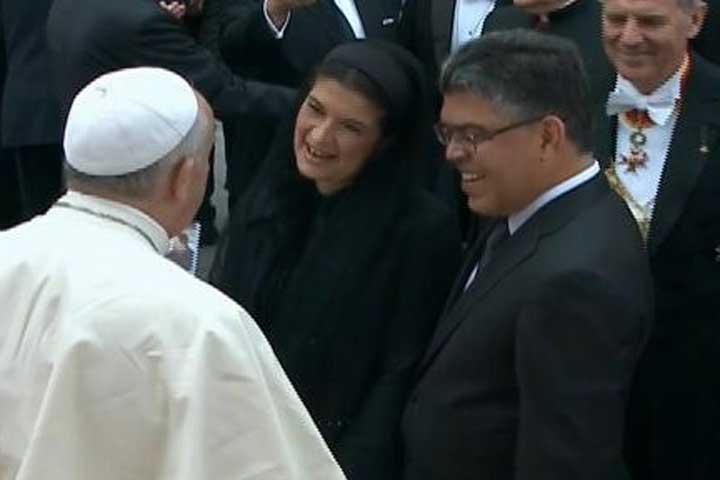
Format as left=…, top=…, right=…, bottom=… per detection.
left=478, top=219, right=509, bottom=271
left=463, top=220, right=509, bottom=292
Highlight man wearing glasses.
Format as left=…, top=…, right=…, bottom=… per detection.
left=401, top=30, right=653, bottom=479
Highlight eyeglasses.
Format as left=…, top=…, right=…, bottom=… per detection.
left=434, top=115, right=547, bottom=151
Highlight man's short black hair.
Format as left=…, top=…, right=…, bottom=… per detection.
left=440, top=29, right=593, bottom=153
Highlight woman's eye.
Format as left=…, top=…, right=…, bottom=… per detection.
left=341, top=122, right=363, bottom=134
left=306, top=101, right=323, bottom=115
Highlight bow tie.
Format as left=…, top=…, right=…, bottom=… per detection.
left=606, top=90, right=677, bottom=126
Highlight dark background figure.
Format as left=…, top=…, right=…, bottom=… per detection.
left=402, top=30, right=653, bottom=479
left=217, top=0, right=403, bottom=209
left=46, top=0, right=293, bottom=127
left=1, top=0, right=64, bottom=228
left=595, top=0, right=720, bottom=477
left=210, top=41, right=462, bottom=480
left=484, top=0, right=615, bottom=108
left=46, top=0, right=293, bottom=244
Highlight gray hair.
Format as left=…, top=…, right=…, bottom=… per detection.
left=439, top=29, right=593, bottom=152
left=65, top=107, right=213, bottom=198
left=597, top=0, right=705, bottom=11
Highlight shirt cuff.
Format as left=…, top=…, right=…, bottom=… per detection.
left=263, top=0, right=291, bottom=38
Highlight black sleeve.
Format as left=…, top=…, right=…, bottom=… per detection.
left=133, top=9, right=295, bottom=122
left=335, top=207, right=463, bottom=480
left=219, top=0, right=289, bottom=74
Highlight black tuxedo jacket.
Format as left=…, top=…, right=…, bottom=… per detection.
left=399, top=0, right=511, bottom=88
left=1, top=0, right=62, bottom=147
left=483, top=0, right=614, bottom=109
left=402, top=174, right=653, bottom=479
left=594, top=54, right=720, bottom=480
left=46, top=0, right=293, bottom=123
left=220, top=0, right=401, bottom=86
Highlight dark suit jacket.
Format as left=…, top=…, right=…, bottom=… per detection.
left=483, top=0, right=614, bottom=109
left=402, top=174, right=653, bottom=479
left=46, top=0, right=293, bottom=123
left=1, top=0, right=61, bottom=147
left=220, top=0, right=401, bottom=85
left=594, top=54, right=720, bottom=480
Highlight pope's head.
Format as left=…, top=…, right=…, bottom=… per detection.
left=63, top=67, right=215, bottom=237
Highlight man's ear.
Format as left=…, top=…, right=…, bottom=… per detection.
left=539, top=115, right=565, bottom=161
left=170, top=156, right=195, bottom=203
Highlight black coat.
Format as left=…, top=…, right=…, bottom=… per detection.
left=1, top=0, right=61, bottom=147
left=594, top=54, right=720, bottom=480
left=210, top=141, right=462, bottom=479
left=46, top=0, right=293, bottom=122
left=220, top=0, right=402, bottom=86
left=402, top=174, right=653, bottom=479
left=483, top=0, right=614, bottom=109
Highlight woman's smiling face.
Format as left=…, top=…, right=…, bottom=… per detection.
left=294, top=77, right=385, bottom=195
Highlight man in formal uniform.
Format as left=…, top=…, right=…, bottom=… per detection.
left=0, top=67, right=346, bottom=480
left=596, top=0, right=720, bottom=477
left=401, top=30, right=653, bottom=479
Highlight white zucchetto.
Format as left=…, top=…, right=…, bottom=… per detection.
left=64, top=67, right=199, bottom=176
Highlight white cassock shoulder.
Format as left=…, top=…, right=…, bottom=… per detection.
left=12, top=275, right=346, bottom=480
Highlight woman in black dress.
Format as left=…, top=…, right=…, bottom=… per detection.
left=210, top=40, right=461, bottom=479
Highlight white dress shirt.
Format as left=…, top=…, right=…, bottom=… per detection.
left=452, top=0, right=496, bottom=52
left=265, top=0, right=365, bottom=39
left=611, top=69, right=683, bottom=219
left=509, top=160, right=600, bottom=234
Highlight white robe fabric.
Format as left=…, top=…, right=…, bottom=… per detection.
left=0, top=191, right=346, bottom=480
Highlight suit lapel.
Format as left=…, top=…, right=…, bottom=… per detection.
left=648, top=59, right=720, bottom=254
left=432, top=0, right=456, bottom=67
left=418, top=222, right=538, bottom=373
left=354, top=0, right=386, bottom=38
left=439, top=221, right=493, bottom=316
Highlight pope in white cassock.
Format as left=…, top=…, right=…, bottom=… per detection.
left=0, top=67, right=346, bottom=480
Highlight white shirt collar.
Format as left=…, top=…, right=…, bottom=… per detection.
left=57, top=191, right=171, bottom=254
left=508, top=160, right=600, bottom=235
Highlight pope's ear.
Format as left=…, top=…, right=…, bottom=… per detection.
left=170, top=156, right=196, bottom=203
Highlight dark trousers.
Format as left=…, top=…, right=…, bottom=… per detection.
left=0, top=144, right=64, bottom=229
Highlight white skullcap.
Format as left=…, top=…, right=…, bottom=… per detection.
left=64, top=67, right=199, bottom=176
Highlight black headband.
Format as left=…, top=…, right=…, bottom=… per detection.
left=320, top=41, right=414, bottom=117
